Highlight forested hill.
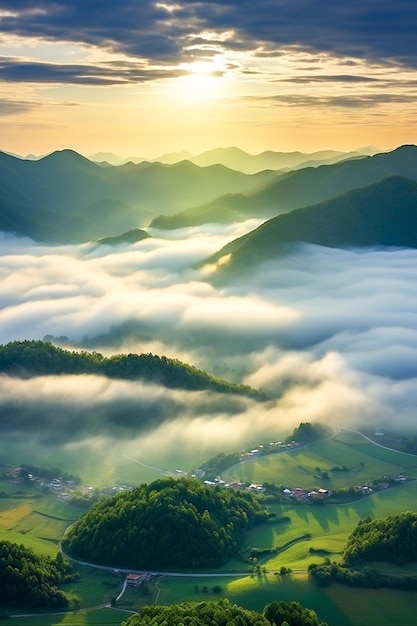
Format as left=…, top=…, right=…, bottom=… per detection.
left=0, top=540, right=76, bottom=608
left=122, top=598, right=327, bottom=626
left=206, top=175, right=417, bottom=277
left=0, top=340, right=263, bottom=399
left=63, top=476, right=268, bottom=569
left=343, top=511, right=417, bottom=566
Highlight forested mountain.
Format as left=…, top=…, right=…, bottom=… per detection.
left=0, top=340, right=263, bottom=398
left=0, top=149, right=275, bottom=243
left=0, top=541, right=76, bottom=608
left=122, top=598, right=327, bottom=626
left=63, top=476, right=268, bottom=569
left=151, top=144, right=417, bottom=229
left=205, top=176, right=417, bottom=276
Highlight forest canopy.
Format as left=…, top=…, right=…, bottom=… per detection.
left=0, top=540, right=77, bottom=608
left=0, top=340, right=263, bottom=399
left=122, top=598, right=327, bottom=626
left=63, top=476, right=268, bottom=569
left=343, top=510, right=417, bottom=566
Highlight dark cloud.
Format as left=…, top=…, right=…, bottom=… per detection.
left=0, top=0, right=416, bottom=69
left=0, top=57, right=187, bottom=85
left=279, top=74, right=383, bottom=84
left=242, top=92, right=417, bottom=109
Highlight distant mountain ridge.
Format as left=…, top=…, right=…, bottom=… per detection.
left=151, top=144, right=417, bottom=230
left=89, top=145, right=380, bottom=172
left=206, top=175, right=417, bottom=276
left=0, top=149, right=275, bottom=243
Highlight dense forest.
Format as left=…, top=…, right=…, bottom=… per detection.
left=342, top=511, right=417, bottom=566
left=0, top=340, right=263, bottom=398
left=0, top=540, right=77, bottom=608
left=63, top=476, right=268, bottom=569
left=122, top=598, right=327, bottom=626
left=309, top=511, right=417, bottom=590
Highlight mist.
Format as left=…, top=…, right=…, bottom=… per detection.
left=1, top=226, right=417, bottom=478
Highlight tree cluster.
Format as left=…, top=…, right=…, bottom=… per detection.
left=285, top=423, right=330, bottom=444
left=199, top=451, right=241, bottom=480
left=264, top=600, right=327, bottom=626
left=63, top=477, right=268, bottom=569
left=309, top=559, right=417, bottom=592
left=121, top=598, right=327, bottom=626
left=0, top=340, right=263, bottom=399
left=0, top=540, right=77, bottom=608
left=342, top=511, right=417, bottom=566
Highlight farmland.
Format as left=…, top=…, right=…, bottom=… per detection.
left=2, top=429, right=417, bottom=625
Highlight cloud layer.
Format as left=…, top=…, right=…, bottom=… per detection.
left=1, top=226, right=417, bottom=474
left=1, top=1, right=416, bottom=71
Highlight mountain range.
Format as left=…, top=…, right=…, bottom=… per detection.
left=151, top=145, right=417, bottom=230
left=205, top=175, right=417, bottom=277
left=90, top=145, right=379, bottom=173
left=0, top=149, right=275, bottom=243
left=0, top=144, right=416, bottom=259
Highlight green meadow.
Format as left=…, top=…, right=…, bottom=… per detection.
left=226, top=430, right=417, bottom=491
left=3, top=429, right=417, bottom=625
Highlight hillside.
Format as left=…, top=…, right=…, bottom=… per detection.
left=0, top=340, right=263, bottom=399
left=205, top=176, right=417, bottom=276
left=62, top=476, right=268, bottom=569
left=151, top=145, right=417, bottom=230
left=0, top=150, right=275, bottom=243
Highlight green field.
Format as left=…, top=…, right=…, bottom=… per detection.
left=2, top=429, right=417, bottom=625
left=226, top=430, right=417, bottom=491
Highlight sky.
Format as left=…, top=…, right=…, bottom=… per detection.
left=0, top=0, right=416, bottom=157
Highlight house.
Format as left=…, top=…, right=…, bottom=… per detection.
left=126, top=573, right=143, bottom=586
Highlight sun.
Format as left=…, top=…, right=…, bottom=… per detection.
left=176, top=60, right=227, bottom=100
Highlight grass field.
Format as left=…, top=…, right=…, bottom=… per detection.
left=226, top=430, right=417, bottom=491
left=2, top=429, right=417, bottom=625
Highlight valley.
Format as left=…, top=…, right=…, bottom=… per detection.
left=2, top=427, right=417, bottom=624
left=1, top=143, right=417, bottom=625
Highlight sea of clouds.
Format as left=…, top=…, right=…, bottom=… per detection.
left=1, top=223, right=417, bottom=471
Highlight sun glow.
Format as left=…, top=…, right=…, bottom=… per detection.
left=175, top=60, right=229, bottom=100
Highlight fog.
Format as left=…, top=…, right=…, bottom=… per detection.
left=1, top=226, right=417, bottom=476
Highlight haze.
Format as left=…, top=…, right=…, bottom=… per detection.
left=1, top=1, right=417, bottom=482
left=2, top=224, right=417, bottom=480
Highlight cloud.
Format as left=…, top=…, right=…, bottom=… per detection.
left=0, top=57, right=188, bottom=85
left=2, top=229, right=417, bottom=463
left=0, top=97, right=36, bottom=115
left=0, top=0, right=416, bottom=74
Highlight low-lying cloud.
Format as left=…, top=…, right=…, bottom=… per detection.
left=1, top=227, right=417, bottom=470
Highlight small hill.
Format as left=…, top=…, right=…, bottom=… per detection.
left=124, top=599, right=271, bottom=626
left=205, top=176, right=417, bottom=276
left=343, top=511, right=417, bottom=566
left=95, top=228, right=151, bottom=246
left=62, top=476, right=268, bottom=569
